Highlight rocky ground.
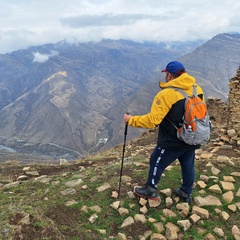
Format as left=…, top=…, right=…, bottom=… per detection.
left=0, top=115, right=240, bottom=239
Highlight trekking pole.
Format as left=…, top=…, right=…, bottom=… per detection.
left=118, top=112, right=129, bottom=199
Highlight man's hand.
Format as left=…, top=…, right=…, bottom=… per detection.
left=124, top=114, right=132, bottom=123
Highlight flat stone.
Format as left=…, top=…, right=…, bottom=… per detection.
left=165, top=222, right=180, bottom=233
left=139, top=198, right=148, bottom=206
left=23, top=166, right=31, bottom=171
left=127, top=191, right=135, bottom=199
left=236, top=188, right=240, bottom=197
left=217, top=155, right=230, bottom=163
left=163, top=209, right=177, bottom=217
left=223, top=176, right=235, bottom=182
left=120, top=216, right=134, bottom=228
left=65, top=179, right=83, bottom=187
left=205, top=233, right=217, bottom=239
left=197, top=181, right=207, bottom=188
left=190, top=213, right=201, bottom=224
left=165, top=225, right=178, bottom=240
left=17, top=175, right=28, bottom=181
left=140, top=205, right=148, bottom=214
left=118, top=207, right=129, bottom=216
left=110, top=201, right=120, bottom=210
left=37, top=177, right=51, bottom=184
left=89, top=205, right=102, bottom=213
left=160, top=188, right=172, bottom=197
left=194, top=195, right=222, bottom=206
left=148, top=197, right=161, bottom=207
left=213, top=227, right=224, bottom=237
left=3, top=181, right=20, bottom=189
left=97, top=229, right=106, bottom=235
left=231, top=172, right=240, bottom=177
left=208, top=184, right=222, bottom=194
left=199, top=175, right=209, bottom=182
left=88, top=213, right=98, bottom=223
left=97, top=182, right=111, bottom=192
left=201, top=153, right=213, bottom=159
left=221, top=211, right=229, bottom=221
left=227, top=129, right=236, bottom=137
left=228, top=204, right=237, bottom=212
left=192, top=206, right=209, bottom=219
left=118, top=233, right=127, bottom=240
left=153, top=222, right=164, bottom=233
left=220, top=181, right=235, bottom=191
left=211, top=166, right=221, bottom=175
left=61, top=188, right=76, bottom=196
left=222, top=191, right=234, bottom=204
left=134, top=214, right=146, bottom=223
left=65, top=200, right=78, bottom=206
left=177, top=220, right=191, bottom=231
left=165, top=197, right=173, bottom=208
left=18, top=213, right=30, bottom=225
left=232, top=225, right=240, bottom=240
left=150, top=233, right=166, bottom=240
left=176, top=203, right=190, bottom=217
left=26, top=171, right=39, bottom=176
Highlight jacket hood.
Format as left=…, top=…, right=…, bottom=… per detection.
left=159, top=73, right=196, bottom=90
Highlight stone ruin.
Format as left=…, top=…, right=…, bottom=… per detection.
left=205, top=66, right=240, bottom=146
left=228, top=66, right=240, bottom=132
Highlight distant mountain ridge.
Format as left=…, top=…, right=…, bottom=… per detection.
left=180, top=33, right=240, bottom=100
left=0, top=34, right=239, bottom=160
left=0, top=39, right=199, bottom=159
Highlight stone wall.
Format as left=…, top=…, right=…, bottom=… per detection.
left=206, top=97, right=227, bottom=126
left=228, top=66, right=240, bottom=132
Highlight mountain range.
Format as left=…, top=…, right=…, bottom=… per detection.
left=0, top=33, right=239, bottom=160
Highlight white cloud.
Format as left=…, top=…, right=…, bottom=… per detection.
left=32, top=52, right=49, bottom=63
left=0, top=0, right=239, bottom=53
left=32, top=51, right=59, bottom=63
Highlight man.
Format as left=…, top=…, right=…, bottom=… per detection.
left=123, top=61, right=205, bottom=203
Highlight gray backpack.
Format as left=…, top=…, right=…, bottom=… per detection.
left=167, top=85, right=211, bottom=145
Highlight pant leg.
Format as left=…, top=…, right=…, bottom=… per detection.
left=147, top=146, right=180, bottom=188
left=178, top=149, right=195, bottom=194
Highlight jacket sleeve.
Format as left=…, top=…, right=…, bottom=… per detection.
left=128, top=91, right=172, bottom=129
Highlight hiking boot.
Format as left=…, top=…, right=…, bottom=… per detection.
left=175, top=188, right=192, bottom=204
left=134, top=185, right=158, bottom=200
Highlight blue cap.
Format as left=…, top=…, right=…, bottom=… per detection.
left=161, top=61, right=186, bottom=74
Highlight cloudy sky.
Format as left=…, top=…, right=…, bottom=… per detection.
left=0, top=0, right=239, bottom=54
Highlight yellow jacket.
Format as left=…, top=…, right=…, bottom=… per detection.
left=128, top=73, right=204, bottom=149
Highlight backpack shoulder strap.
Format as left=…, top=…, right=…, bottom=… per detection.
left=169, top=85, right=198, bottom=98
left=165, top=86, right=192, bottom=99
left=164, top=87, right=188, bottom=130
left=166, top=117, right=178, bottom=130
left=174, top=88, right=189, bottom=98
left=165, top=85, right=196, bottom=129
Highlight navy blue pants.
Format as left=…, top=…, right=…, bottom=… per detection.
left=147, top=146, right=195, bottom=194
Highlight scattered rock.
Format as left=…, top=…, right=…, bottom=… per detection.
left=120, top=216, right=134, bottom=228
left=110, top=201, right=120, bottom=210
left=17, top=175, right=28, bottom=181
left=61, top=188, right=76, bottom=196
left=194, top=195, right=222, bottom=206
left=65, top=179, right=84, bottom=187
left=192, top=206, right=209, bottom=219
left=97, top=182, right=111, bottom=192
left=177, top=220, right=191, bottom=231
left=88, top=213, right=98, bottom=223
left=208, top=184, right=222, bottom=194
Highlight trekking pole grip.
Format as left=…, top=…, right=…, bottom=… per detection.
left=124, top=112, right=129, bottom=136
